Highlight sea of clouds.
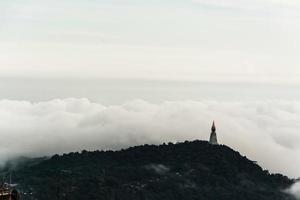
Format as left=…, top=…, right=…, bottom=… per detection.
left=0, top=98, right=300, bottom=181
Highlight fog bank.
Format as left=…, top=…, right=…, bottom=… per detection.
left=0, top=98, right=299, bottom=177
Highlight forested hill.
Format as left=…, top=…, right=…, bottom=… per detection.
left=9, top=140, right=295, bottom=200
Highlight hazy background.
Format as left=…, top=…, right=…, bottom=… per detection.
left=1, top=0, right=300, bottom=82
left=2, top=78, right=300, bottom=103
left=1, top=0, right=300, bottom=182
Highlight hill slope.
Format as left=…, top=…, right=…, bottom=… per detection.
left=11, top=140, right=295, bottom=200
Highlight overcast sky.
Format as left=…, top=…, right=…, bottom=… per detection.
left=1, top=0, right=300, bottom=82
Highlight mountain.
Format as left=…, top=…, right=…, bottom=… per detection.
left=6, top=140, right=295, bottom=200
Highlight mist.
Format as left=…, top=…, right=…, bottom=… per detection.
left=0, top=98, right=299, bottom=178
left=285, top=181, right=300, bottom=199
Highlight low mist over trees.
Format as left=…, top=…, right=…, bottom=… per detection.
left=2, top=141, right=295, bottom=200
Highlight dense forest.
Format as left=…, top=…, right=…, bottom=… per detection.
left=1, top=140, right=296, bottom=200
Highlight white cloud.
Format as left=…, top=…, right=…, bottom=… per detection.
left=285, top=181, right=300, bottom=199
left=192, top=0, right=300, bottom=10
left=1, top=0, right=300, bottom=82
left=0, top=98, right=300, bottom=178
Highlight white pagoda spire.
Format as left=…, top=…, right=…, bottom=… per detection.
left=209, top=121, right=218, bottom=145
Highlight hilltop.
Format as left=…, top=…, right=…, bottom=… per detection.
left=6, top=140, right=295, bottom=200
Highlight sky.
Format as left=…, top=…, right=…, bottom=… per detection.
left=0, top=0, right=300, bottom=82
left=1, top=1, right=300, bottom=194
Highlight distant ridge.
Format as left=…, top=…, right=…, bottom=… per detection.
left=7, top=140, right=295, bottom=200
